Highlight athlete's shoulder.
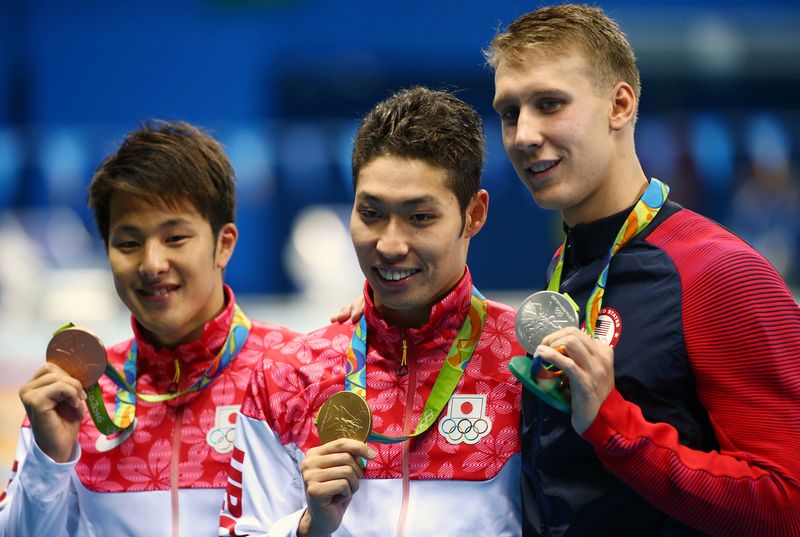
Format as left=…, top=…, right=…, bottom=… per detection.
left=647, top=207, right=766, bottom=266
left=105, top=337, right=134, bottom=366
left=262, top=322, right=354, bottom=372
left=647, top=207, right=792, bottom=304
left=485, top=297, right=517, bottom=317
left=247, top=319, right=301, bottom=349
left=249, top=319, right=297, bottom=336
left=474, top=297, right=525, bottom=365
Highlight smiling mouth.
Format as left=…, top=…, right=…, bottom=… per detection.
left=526, top=159, right=560, bottom=174
left=376, top=268, right=419, bottom=281
left=138, top=285, right=180, bottom=297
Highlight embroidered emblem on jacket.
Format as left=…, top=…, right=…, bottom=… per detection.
left=438, top=394, right=492, bottom=445
left=207, top=405, right=240, bottom=454
left=594, top=307, right=622, bottom=348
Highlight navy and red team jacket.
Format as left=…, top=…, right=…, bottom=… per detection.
left=522, top=198, right=800, bottom=537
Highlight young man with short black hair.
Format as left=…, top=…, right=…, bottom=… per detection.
left=219, top=87, right=524, bottom=536
left=0, top=121, right=298, bottom=536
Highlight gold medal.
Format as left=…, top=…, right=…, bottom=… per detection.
left=315, top=391, right=372, bottom=444
left=46, top=327, right=107, bottom=387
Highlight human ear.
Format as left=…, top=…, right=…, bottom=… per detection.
left=463, top=189, right=489, bottom=238
left=215, top=223, right=238, bottom=269
left=609, top=81, right=637, bottom=130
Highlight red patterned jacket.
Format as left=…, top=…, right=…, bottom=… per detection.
left=0, top=286, right=297, bottom=537
left=220, top=269, right=524, bottom=537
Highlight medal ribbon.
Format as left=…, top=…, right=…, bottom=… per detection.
left=344, top=286, right=488, bottom=444
left=86, top=304, right=252, bottom=435
left=547, top=178, right=669, bottom=336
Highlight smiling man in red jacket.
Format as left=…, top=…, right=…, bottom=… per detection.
left=220, top=87, right=524, bottom=537
left=0, top=121, right=298, bottom=537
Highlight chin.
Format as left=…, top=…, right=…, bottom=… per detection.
left=529, top=186, right=573, bottom=212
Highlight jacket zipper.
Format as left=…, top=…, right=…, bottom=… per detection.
left=396, top=334, right=413, bottom=537
left=397, top=338, right=408, bottom=376
left=170, top=354, right=183, bottom=537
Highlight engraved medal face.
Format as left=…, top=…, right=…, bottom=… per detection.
left=514, top=291, right=579, bottom=354
left=46, top=327, right=107, bottom=387
left=315, top=391, right=372, bottom=444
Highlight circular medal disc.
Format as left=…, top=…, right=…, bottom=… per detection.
left=315, top=391, right=372, bottom=444
left=515, top=291, right=579, bottom=355
left=46, top=327, right=107, bottom=387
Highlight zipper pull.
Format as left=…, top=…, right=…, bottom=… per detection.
left=168, top=358, right=180, bottom=393
left=397, top=338, right=408, bottom=376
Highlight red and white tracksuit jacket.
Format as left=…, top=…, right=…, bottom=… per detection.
left=0, top=286, right=297, bottom=537
left=220, top=270, right=524, bottom=537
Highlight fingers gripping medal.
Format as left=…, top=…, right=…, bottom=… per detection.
left=509, top=291, right=579, bottom=413
left=46, top=324, right=121, bottom=435
left=46, top=325, right=107, bottom=387
left=315, top=391, right=372, bottom=444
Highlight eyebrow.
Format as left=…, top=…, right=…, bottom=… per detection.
left=493, top=88, right=568, bottom=111
left=355, top=192, right=442, bottom=208
left=111, top=217, right=195, bottom=235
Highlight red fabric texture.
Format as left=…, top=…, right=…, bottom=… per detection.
left=241, top=269, right=523, bottom=481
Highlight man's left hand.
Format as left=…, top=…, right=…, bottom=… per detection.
left=535, top=327, right=615, bottom=434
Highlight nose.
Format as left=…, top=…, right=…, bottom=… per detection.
left=139, top=241, right=169, bottom=279
left=376, top=219, right=409, bottom=262
left=513, top=108, right=544, bottom=152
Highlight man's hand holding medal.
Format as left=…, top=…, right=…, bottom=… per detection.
left=510, top=291, right=615, bottom=434
left=300, top=392, right=376, bottom=537
left=19, top=325, right=107, bottom=463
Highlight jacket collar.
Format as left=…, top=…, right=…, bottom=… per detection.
left=361, top=267, right=473, bottom=362
left=563, top=202, right=636, bottom=269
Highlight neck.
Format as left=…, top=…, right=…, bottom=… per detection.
left=375, top=303, right=432, bottom=330
left=562, top=157, right=649, bottom=227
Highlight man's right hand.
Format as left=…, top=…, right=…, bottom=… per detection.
left=329, top=296, right=365, bottom=324
left=19, top=363, right=86, bottom=463
left=297, top=438, right=376, bottom=537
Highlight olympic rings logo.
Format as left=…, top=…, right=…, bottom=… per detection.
left=207, top=405, right=240, bottom=454
left=439, top=417, right=490, bottom=443
left=437, top=394, right=492, bottom=445
left=207, top=426, right=236, bottom=449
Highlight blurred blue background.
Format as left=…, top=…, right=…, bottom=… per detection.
left=1, top=0, right=798, bottom=301
left=0, top=0, right=799, bottom=485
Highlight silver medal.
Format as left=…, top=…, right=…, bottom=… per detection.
left=514, top=291, right=579, bottom=354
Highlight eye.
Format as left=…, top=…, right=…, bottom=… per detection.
left=499, top=106, right=519, bottom=124
left=539, top=98, right=563, bottom=113
left=165, top=235, right=189, bottom=244
left=410, top=213, right=435, bottom=224
left=112, top=240, right=140, bottom=251
left=358, top=208, right=380, bottom=220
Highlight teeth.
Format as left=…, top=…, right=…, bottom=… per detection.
left=377, top=268, right=416, bottom=281
left=143, top=287, right=172, bottom=296
left=530, top=161, right=557, bottom=173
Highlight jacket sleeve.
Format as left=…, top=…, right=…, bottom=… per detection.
left=583, top=242, right=800, bottom=536
left=219, top=363, right=309, bottom=537
left=0, top=425, right=79, bottom=537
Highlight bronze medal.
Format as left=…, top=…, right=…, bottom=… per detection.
left=315, top=391, right=372, bottom=444
left=46, top=327, right=107, bottom=387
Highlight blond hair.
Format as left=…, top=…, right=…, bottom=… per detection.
left=484, top=4, right=641, bottom=103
